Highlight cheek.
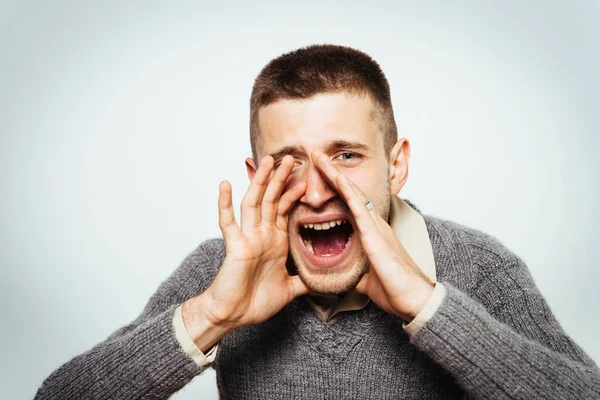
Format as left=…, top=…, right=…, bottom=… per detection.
left=345, top=169, right=388, bottom=199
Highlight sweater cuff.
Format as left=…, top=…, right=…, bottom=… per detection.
left=173, top=305, right=218, bottom=367
left=403, top=282, right=447, bottom=335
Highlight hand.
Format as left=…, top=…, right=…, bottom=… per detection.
left=313, top=151, right=434, bottom=322
left=199, top=155, right=309, bottom=330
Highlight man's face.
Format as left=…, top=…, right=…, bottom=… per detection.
left=253, top=92, right=393, bottom=295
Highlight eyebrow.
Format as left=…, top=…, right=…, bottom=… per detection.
left=323, top=140, right=370, bottom=153
left=268, top=140, right=370, bottom=161
left=269, top=145, right=302, bottom=161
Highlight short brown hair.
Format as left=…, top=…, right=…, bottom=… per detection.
left=249, top=44, right=398, bottom=159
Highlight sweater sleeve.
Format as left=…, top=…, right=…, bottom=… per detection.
left=34, top=238, right=225, bottom=400
left=409, top=254, right=600, bottom=399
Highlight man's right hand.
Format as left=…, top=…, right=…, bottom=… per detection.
left=182, top=155, right=309, bottom=352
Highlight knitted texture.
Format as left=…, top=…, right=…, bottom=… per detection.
left=35, top=205, right=600, bottom=399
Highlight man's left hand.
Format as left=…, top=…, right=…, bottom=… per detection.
left=314, top=151, right=435, bottom=322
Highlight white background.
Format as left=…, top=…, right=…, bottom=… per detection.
left=1, top=1, right=598, bottom=399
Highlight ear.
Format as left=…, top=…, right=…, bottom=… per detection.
left=245, top=157, right=257, bottom=182
left=388, top=138, right=410, bottom=196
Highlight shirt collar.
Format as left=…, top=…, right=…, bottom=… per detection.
left=388, top=196, right=437, bottom=282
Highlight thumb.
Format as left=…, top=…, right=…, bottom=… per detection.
left=355, top=273, right=371, bottom=295
left=289, top=275, right=310, bottom=298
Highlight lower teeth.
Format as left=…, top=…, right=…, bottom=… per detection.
left=305, top=239, right=314, bottom=254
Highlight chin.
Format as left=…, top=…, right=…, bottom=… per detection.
left=288, top=233, right=370, bottom=295
left=294, top=257, right=370, bottom=295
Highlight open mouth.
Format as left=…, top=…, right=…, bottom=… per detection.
left=299, top=219, right=354, bottom=258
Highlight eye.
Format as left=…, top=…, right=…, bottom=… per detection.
left=334, top=152, right=362, bottom=162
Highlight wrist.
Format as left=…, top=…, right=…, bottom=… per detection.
left=403, top=282, right=446, bottom=334
left=181, top=291, right=236, bottom=353
left=400, top=280, right=435, bottom=322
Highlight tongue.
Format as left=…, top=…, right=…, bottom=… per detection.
left=312, top=229, right=348, bottom=256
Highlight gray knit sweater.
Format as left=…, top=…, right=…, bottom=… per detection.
left=35, top=206, right=600, bottom=399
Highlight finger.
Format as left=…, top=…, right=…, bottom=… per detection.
left=337, top=173, right=405, bottom=255
left=314, top=152, right=398, bottom=263
left=342, top=178, right=415, bottom=276
left=218, top=181, right=243, bottom=242
left=336, top=174, right=395, bottom=253
left=277, top=181, right=307, bottom=216
left=261, top=155, right=295, bottom=224
left=311, top=150, right=341, bottom=189
left=343, top=176, right=387, bottom=234
left=313, top=152, right=400, bottom=269
left=275, top=181, right=307, bottom=228
left=312, top=150, right=368, bottom=210
left=370, top=207, right=399, bottom=247
left=241, top=156, right=274, bottom=231
left=313, top=152, right=379, bottom=235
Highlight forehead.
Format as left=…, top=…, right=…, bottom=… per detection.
left=256, top=92, right=383, bottom=157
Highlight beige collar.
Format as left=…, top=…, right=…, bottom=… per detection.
left=306, top=197, right=437, bottom=321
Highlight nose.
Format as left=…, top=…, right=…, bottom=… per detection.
left=299, top=162, right=338, bottom=209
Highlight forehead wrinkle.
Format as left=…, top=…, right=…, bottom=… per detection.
left=257, top=93, right=382, bottom=157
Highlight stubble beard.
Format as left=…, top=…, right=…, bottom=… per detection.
left=289, top=245, right=371, bottom=295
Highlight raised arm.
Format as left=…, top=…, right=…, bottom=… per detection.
left=35, top=155, right=309, bottom=399
left=410, top=248, right=600, bottom=399
left=34, top=239, right=226, bottom=400
left=312, top=149, right=600, bottom=399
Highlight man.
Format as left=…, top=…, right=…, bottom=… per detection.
left=36, top=44, right=600, bottom=399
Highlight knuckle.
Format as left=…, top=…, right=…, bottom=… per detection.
left=262, top=197, right=276, bottom=206
left=242, top=199, right=258, bottom=209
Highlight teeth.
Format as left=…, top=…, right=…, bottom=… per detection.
left=303, top=237, right=314, bottom=254
left=301, top=221, right=353, bottom=255
left=302, top=219, right=346, bottom=230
